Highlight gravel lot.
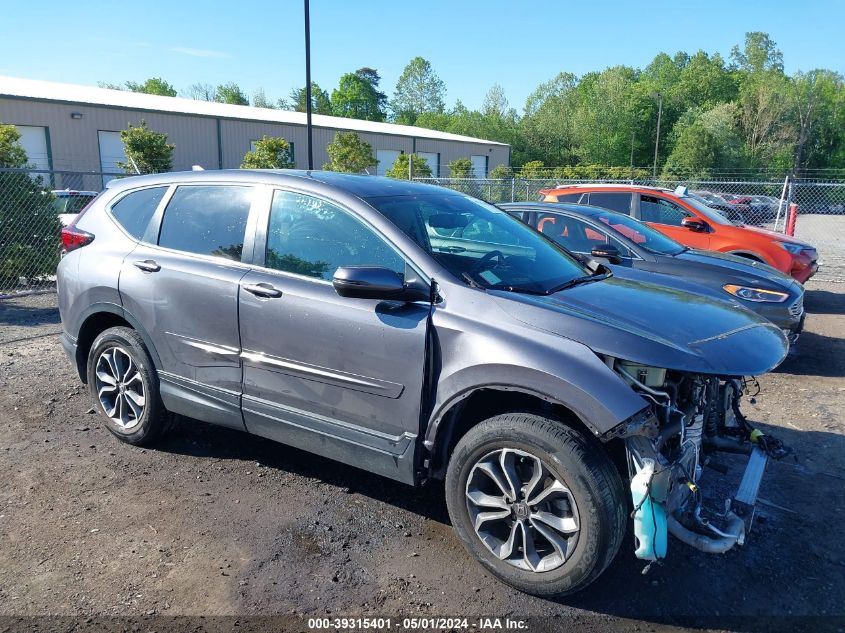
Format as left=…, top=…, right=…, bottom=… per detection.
left=0, top=283, right=843, bottom=632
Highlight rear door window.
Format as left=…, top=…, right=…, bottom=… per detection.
left=158, top=185, right=253, bottom=260
left=586, top=192, right=633, bottom=215
left=110, top=187, right=168, bottom=240
left=639, top=195, right=691, bottom=226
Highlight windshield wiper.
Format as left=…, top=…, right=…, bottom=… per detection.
left=543, top=272, right=611, bottom=295
left=461, top=272, right=484, bottom=289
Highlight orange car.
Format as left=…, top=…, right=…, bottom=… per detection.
left=539, top=184, right=819, bottom=284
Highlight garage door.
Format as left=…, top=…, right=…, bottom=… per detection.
left=376, top=149, right=401, bottom=176
left=470, top=155, right=488, bottom=178
left=15, top=125, right=51, bottom=171
left=98, top=131, right=127, bottom=186
left=416, top=152, right=439, bottom=178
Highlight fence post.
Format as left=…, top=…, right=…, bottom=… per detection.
left=525, top=182, right=529, bottom=201
left=511, top=178, right=515, bottom=202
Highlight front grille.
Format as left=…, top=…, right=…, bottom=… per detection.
left=788, top=296, right=804, bottom=318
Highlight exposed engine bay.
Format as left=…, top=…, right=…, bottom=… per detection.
left=603, top=357, right=791, bottom=563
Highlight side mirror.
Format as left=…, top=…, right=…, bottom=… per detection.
left=590, top=243, right=622, bottom=264
left=332, top=266, right=429, bottom=302
left=681, top=217, right=709, bottom=232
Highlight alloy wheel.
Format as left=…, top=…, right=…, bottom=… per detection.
left=94, top=346, right=146, bottom=430
left=465, top=447, right=580, bottom=572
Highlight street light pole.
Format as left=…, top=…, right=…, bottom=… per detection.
left=652, top=92, right=663, bottom=181
left=304, top=0, right=314, bottom=170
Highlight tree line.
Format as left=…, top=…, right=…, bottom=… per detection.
left=86, top=31, right=845, bottom=179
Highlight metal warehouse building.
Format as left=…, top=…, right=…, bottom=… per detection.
left=0, top=76, right=510, bottom=189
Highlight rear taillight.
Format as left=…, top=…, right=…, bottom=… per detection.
left=60, top=226, right=94, bottom=253
left=60, top=195, right=97, bottom=253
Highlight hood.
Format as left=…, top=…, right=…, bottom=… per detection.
left=675, top=249, right=797, bottom=289
left=491, top=276, right=788, bottom=376
left=737, top=224, right=812, bottom=247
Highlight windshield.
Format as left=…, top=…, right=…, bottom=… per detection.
left=592, top=210, right=686, bottom=255
left=51, top=195, right=95, bottom=215
left=682, top=196, right=734, bottom=225
left=366, top=193, right=590, bottom=294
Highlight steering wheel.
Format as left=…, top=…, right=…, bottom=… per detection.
left=469, top=250, right=505, bottom=277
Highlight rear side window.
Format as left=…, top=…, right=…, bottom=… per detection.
left=158, top=185, right=252, bottom=260
left=111, top=187, right=167, bottom=240
left=551, top=193, right=584, bottom=203
left=639, top=195, right=690, bottom=226
left=586, top=192, right=632, bottom=215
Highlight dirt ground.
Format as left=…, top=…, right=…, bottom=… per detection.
left=0, top=283, right=843, bottom=633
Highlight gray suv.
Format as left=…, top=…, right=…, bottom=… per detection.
left=57, top=170, right=789, bottom=597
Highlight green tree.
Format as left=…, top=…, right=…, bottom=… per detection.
left=789, top=70, right=845, bottom=171
left=731, top=32, right=784, bottom=74
left=519, top=73, right=578, bottom=166
left=241, top=136, right=294, bottom=169
left=662, top=104, right=745, bottom=178
left=252, top=88, right=277, bottom=109
left=0, top=123, right=60, bottom=287
left=125, top=77, right=178, bottom=96
left=447, top=158, right=475, bottom=178
left=391, top=57, right=446, bottom=124
left=570, top=66, right=642, bottom=166
left=118, top=121, right=174, bottom=174
left=737, top=72, right=794, bottom=168
left=186, top=82, right=215, bottom=101
left=215, top=82, right=249, bottom=105
left=385, top=153, right=432, bottom=179
left=323, top=132, right=377, bottom=173
left=518, top=160, right=548, bottom=179
left=330, top=69, right=387, bottom=121
left=488, top=164, right=513, bottom=179
left=287, top=82, right=333, bottom=114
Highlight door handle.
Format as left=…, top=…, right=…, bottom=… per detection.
left=243, top=282, right=283, bottom=299
left=133, top=259, right=161, bottom=273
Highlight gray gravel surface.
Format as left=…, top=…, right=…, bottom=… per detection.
left=0, top=283, right=843, bottom=632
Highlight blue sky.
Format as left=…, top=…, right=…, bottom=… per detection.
left=2, top=0, right=842, bottom=112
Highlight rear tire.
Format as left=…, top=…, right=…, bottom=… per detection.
left=86, top=326, right=170, bottom=446
left=445, top=412, right=626, bottom=597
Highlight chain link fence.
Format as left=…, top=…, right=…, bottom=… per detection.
left=0, top=168, right=132, bottom=297
left=416, top=177, right=845, bottom=282
left=1, top=170, right=844, bottom=302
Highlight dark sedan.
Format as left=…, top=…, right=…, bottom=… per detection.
left=501, top=202, right=804, bottom=342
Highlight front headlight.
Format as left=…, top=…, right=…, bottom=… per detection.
left=774, top=241, right=805, bottom=255
left=723, top=284, right=789, bottom=303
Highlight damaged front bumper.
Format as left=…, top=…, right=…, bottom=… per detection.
left=607, top=363, right=790, bottom=563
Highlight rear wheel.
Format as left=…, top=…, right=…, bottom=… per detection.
left=445, top=412, right=626, bottom=597
left=86, top=326, right=170, bottom=446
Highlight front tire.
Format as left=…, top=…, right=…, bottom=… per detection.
left=86, top=326, right=170, bottom=446
left=445, top=412, right=626, bottom=597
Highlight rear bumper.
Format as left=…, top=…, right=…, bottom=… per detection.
left=60, top=331, right=83, bottom=381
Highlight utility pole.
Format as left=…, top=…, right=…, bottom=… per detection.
left=629, top=129, right=635, bottom=181
left=651, top=92, right=663, bottom=181
left=304, top=0, right=314, bottom=170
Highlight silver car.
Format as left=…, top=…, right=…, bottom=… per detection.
left=57, top=170, right=789, bottom=597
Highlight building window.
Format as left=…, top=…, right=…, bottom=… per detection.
left=250, top=140, right=295, bottom=164
left=98, top=130, right=126, bottom=186
left=376, top=149, right=401, bottom=176
left=14, top=125, right=51, bottom=173
left=470, top=155, right=488, bottom=178
left=416, top=152, right=439, bottom=177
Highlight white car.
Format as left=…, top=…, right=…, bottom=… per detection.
left=51, top=190, right=98, bottom=226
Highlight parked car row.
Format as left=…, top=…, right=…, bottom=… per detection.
left=540, top=184, right=819, bottom=284
left=57, top=171, right=802, bottom=599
